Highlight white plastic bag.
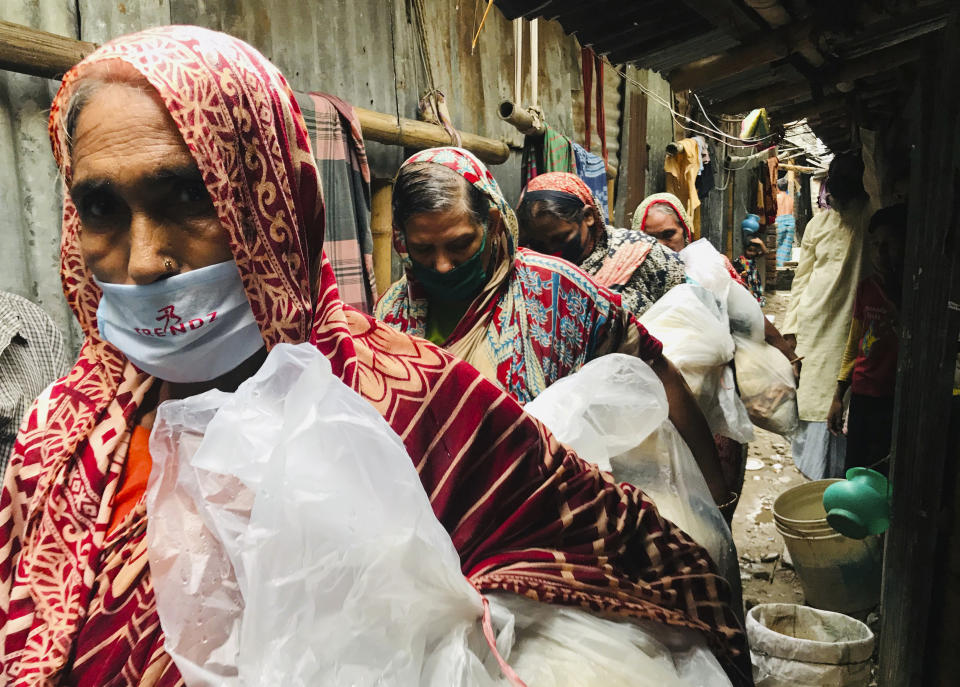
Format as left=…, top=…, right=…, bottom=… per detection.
left=733, top=335, right=799, bottom=437
left=681, top=239, right=765, bottom=342
left=679, top=239, right=732, bottom=310
left=145, top=343, right=504, bottom=687
left=640, top=284, right=734, bottom=395
left=487, top=593, right=733, bottom=687
left=703, top=365, right=755, bottom=444
left=524, top=354, right=740, bottom=593
left=640, top=285, right=753, bottom=443
left=727, top=281, right=766, bottom=342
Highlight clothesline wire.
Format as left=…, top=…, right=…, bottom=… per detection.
left=605, top=59, right=783, bottom=149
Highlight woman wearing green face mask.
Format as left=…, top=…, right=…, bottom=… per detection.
left=376, top=147, right=732, bottom=508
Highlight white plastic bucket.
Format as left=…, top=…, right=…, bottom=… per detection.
left=773, top=481, right=882, bottom=614
left=747, top=603, right=874, bottom=686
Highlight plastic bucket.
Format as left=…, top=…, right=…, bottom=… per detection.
left=773, top=481, right=882, bottom=614
left=747, top=603, right=874, bottom=686
left=773, top=479, right=840, bottom=528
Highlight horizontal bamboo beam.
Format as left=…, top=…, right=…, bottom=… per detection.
left=0, top=20, right=510, bottom=165
left=713, top=36, right=924, bottom=115
left=780, top=163, right=821, bottom=174
left=0, top=21, right=97, bottom=79
left=354, top=107, right=509, bottom=164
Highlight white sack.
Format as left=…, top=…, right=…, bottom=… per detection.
left=488, top=593, right=733, bottom=687
left=145, top=343, right=501, bottom=687
left=524, top=354, right=739, bottom=592
left=640, top=285, right=753, bottom=443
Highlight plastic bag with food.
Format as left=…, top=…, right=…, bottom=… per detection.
left=733, top=335, right=799, bottom=437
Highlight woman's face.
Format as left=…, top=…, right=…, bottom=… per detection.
left=403, top=205, right=499, bottom=274
left=70, top=82, right=233, bottom=285
left=642, top=207, right=687, bottom=253
left=520, top=207, right=594, bottom=263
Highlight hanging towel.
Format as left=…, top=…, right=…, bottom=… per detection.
left=572, top=142, right=609, bottom=223
left=296, top=91, right=377, bottom=313
left=664, top=138, right=702, bottom=238
left=521, top=122, right=575, bottom=188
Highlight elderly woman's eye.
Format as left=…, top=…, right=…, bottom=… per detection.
left=78, top=190, right=118, bottom=221
left=176, top=179, right=210, bottom=204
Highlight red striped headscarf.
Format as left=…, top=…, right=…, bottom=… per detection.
left=0, top=26, right=750, bottom=686
left=522, top=171, right=605, bottom=229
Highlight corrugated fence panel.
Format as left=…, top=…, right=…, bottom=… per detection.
left=0, top=1, right=82, bottom=353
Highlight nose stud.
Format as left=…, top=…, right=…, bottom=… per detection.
left=164, top=259, right=173, bottom=271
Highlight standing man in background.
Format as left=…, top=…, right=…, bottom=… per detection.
left=0, top=291, right=71, bottom=474
left=776, top=177, right=796, bottom=267
left=782, top=154, right=872, bottom=480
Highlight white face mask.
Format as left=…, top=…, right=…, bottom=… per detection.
left=94, top=260, right=264, bottom=383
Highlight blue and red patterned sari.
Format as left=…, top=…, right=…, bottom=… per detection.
left=375, top=147, right=663, bottom=404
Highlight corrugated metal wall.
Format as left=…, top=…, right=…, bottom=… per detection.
left=0, top=0, right=632, bottom=350
left=0, top=2, right=81, bottom=351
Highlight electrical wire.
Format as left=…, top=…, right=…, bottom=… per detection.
left=605, top=58, right=783, bottom=149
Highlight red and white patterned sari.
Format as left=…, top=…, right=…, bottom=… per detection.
left=0, top=26, right=751, bottom=687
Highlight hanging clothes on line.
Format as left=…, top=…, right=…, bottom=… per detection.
left=572, top=142, right=609, bottom=223
left=581, top=46, right=607, bottom=165
left=296, top=91, right=377, bottom=313
left=521, top=122, right=575, bottom=187
left=664, top=138, right=702, bottom=239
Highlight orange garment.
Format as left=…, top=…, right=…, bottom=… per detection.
left=108, top=425, right=152, bottom=535
left=664, top=138, right=701, bottom=238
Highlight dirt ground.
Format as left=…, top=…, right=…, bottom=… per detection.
left=732, top=290, right=807, bottom=609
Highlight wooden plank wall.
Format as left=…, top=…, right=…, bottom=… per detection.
left=878, top=10, right=960, bottom=685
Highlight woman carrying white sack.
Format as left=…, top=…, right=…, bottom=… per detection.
left=638, top=216, right=800, bottom=517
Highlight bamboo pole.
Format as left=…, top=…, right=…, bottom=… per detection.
left=0, top=20, right=97, bottom=79
left=0, top=20, right=511, bottom=165
left=498, top=99, right=618, bottom=178
left=354, top=107, right=509, bottom=164
left=780, top=163, right=822, bottom=174
left=370, top=179, right=395, bottom=293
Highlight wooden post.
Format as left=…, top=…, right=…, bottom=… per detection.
left=878, top=13, right=960, bottom=686
left=370, top=179, right=395, bottom=294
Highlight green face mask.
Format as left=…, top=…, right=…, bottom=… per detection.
left=409, top=230, right=488, bottom=303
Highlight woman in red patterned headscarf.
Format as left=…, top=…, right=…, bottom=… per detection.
left=0, top=27, right=750, bottom=686
left=517, top=173, right=686, bottom=316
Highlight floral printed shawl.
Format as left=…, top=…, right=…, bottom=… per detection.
left=0, top=30, right=751, bottom=687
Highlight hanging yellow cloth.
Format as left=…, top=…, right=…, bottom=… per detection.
left=664, top=138, right=702, bottom=238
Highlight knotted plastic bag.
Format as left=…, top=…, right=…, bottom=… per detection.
left=145, top=343, right=507, bottom=687
left=681, top=239, right=765, bottom=342
left=524, top=354, right=739, bottom=592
